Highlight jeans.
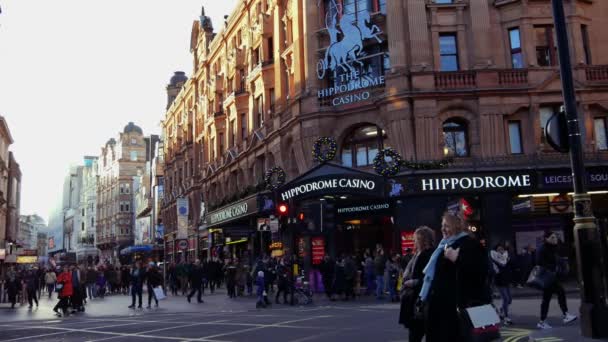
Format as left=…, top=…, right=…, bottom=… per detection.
left=375, top=275, right=385, bottom=298
left=147, top=285, right=158, bottom=306
left=365, top=272, right=375, bottom=295
left=188, top=284, right=203, bottom=302
left=131, top=286, right=143, bottom=307
left=497, top=286, right=512, bottom=317
left=27, top=288, right=38, bottom=307
left=47, top=284, right=54, bottom=298
left=388, top=278, right=397, bottom=300
left=87, top=284, right=96, bottom=299
left=541, top=282, right=568, bottom=321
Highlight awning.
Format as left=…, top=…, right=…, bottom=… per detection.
left=120, top=245, right=153, bottom=255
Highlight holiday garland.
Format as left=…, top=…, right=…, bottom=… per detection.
left=373, top=148, right=454, bottom=176
left=312, top=137, right=338, bottom=163
left=264, top=166, right=286, bottom=190
left=373, top=148, right=403, bottom=177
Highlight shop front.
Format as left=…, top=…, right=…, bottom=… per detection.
left=275, top=163, right=387, bottom=265
left=199, top=193, right=272, bottom=262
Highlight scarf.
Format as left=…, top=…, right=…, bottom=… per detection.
left=419, top=232, right=469, bottom=302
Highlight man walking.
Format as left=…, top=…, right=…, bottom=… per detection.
left=128, top=261, right=145, bottom=309
left=187, top=259, right=204, bottom=303
left=374, top=248, right=386, bottom=300
left=86, top=266, right=97, bottom=299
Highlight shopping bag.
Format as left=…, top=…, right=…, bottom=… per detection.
left=55, top=283, right=63, bottom=292
left=526, top=266, right=556, bottom=290
left=153, top=286, right=166, bottom=300
left=458, top=304, right=501, bottom=342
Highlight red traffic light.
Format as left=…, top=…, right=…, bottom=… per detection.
left=298, top=212, right=305, bottom=221
left=278, top=204, right=288, bottom=215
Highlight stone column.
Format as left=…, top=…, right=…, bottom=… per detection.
left=408, top=0, right=433, bottom=71
left=479, top=113, right=507, bottom=157
left=387, top=0, right=407, bottom=71
left=469, top=0, right=493, bottom=68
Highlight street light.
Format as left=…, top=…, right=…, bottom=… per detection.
left=550, top=0, right=608, bottom=338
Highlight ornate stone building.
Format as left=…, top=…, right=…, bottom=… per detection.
left=96, top=123, right=147, bottom=263
left=162, top=0, right=608, bottom=262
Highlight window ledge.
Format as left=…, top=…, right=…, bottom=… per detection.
left=426, top=0, right=468, bottom=9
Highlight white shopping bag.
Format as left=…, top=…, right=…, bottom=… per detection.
left=153, top=286, right=167, bottom=300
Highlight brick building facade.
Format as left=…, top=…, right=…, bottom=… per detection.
left=162, top=0, right=608, bottom=263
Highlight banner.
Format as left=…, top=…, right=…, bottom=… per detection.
left=401, top=232, right=415, bottom=254
left=176, top=197, right=189, bottom=239
left=312, top=237, right=325, bottom=265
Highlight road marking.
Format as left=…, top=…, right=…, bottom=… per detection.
left=198, top=315, right=332, bottom=340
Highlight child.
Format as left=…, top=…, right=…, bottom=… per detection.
left=256, top=271, right=266, bottom=308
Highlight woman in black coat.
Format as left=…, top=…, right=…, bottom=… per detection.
left=399, top=226, right=435, bottom=342
left=420, top=213, right=491, bottom=342
left=536, top=231, right=577, bottom=329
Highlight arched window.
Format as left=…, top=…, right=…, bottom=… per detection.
left=443, top=119, right=469, bottom=157
left=341, top=125, right=387, bottom=168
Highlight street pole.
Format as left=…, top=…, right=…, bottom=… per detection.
left=551, top=0, right=608, bottom=338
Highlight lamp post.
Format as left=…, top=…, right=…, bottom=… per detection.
left=550, top=0, right=608, bottom=338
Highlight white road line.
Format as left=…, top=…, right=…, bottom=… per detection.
left=198, top=315, right=332, bottom=340
left=83, top=319, right=232, bottom=342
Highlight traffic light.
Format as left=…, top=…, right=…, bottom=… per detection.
left=546, top=109, right=570, bottom=153
left=298, top=212, right=305, bottom=221
left=277, top=203, right=289, bottom=216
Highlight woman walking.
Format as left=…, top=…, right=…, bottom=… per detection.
left=53, top=267, right=73, bottom=317
left=45, top=268, right=57, bottom=299
left=491, top=243, right=513, bottom=325
left=398, top=226, right=435, bottom=342
left=6, top=268, right=20, bottom=309
left=146, top=263, right=163, bottom=308
left=536, top=231, right=577, bottom=329
left=420, top=213, right=491, bottom=342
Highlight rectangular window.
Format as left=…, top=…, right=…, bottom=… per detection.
left=239, top=69, right=246, bottom=93
left=356, top=145, right=368, bottom=166
left=535, top=26, right=557, bottom=66
left=509, top=28, right=524, bottom=69
left=131, top=138, right=137, bottom=145
left=130, top=151, right=138, bottom=161
left=439, top=34, right=459, bottom=71
left=219, top=132, right=224, bottom=154
left=435, top=0, right=454, bottom=3
left=81, top=222, right=85, bottom=231
left=230, top=120, right=236, bottom=147
left=269, top=88, right=275, bottom=113
left=211, top=137, right=216, bottom=159
left=594, top=118, right=607, bottom=150
left=341, top=147, right=353, bottom=167
left=582, top=25, right=592, bottom=65
left=267, top=38, right=274, bottom=63
left=508, top=121, right=523, bottom=154
left=255, top=96, right=264, bottom=128
left=240, top=113, right=247, bottom=141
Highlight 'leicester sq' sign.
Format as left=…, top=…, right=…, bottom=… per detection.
left=281, top=178, right=376, bottom=201
left=316, top=0, right=386, bottom=106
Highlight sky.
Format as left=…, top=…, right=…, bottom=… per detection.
left=0, top=0, right=237, bottom=223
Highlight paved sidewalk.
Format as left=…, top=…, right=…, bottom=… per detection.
left=528, top=326, right=596, bottom=342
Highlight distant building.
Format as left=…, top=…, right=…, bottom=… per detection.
left=18, top=215, right=46, bottom=250
left=96, top=123, right=148, bottom=264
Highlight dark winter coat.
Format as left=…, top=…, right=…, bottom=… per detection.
left=146, top=269, right=163, bottom=287
left=424, top=235, right=491, bottom=342
left=399, top=249, right=433, bottom=328
left=188, top=265, right=204, bottom=286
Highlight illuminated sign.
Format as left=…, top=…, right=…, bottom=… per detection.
left=17, top=256, right=38, bottom=264
left=316, top=0, right=385, bottom=106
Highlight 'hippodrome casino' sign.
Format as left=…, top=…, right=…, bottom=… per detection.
left=316, top=0, right=386, bottom=106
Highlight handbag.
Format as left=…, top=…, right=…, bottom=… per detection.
left=153, top=286, right=166, bottom=300
left=55, top=283, right=64, bottom=292
left=458, top=304, right=501, bottom=342
left=526, top=266, right=556, bottom=290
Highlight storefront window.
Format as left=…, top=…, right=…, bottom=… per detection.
left=341, top=125, right=387, bottom=168
left=443, top=119, right=468, bottom=157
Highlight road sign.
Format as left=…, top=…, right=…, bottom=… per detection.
left=177, top=240, right=188, bottom=250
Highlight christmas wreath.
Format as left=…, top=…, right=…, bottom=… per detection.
left=373, top=148, right=403, bottom=177
left=264, top=166, right=286, bottom=190
left=312, top=137, right=338, bottom=163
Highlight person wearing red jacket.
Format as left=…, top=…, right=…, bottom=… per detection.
left=53, top=267, right=73, bottom=316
